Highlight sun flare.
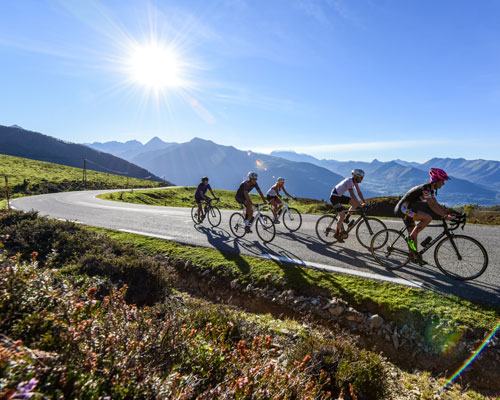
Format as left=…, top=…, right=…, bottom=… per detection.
left=128, top=42, right=184, bottom=89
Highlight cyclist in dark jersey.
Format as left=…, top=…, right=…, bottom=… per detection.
left=395, top=168, right=455, bottom=255
left=195, top=177, right=217, bottom=222
left=235, top=172, right=267, bottom=231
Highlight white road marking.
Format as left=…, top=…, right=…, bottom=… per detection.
left=119, top=229, right=175, bottom=241
left=258, top=253, right=423, bottom=288
left=118, top=227, right=422, bottom=288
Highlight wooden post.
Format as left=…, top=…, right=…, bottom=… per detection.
left=4, top=175, right=10, bottom=211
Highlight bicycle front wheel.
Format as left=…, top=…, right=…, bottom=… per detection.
left=371, top=229, right=410, bottom=270
left=191, top=205, right=201, bottom=224
left=315, top=214, right=339, bottom=244
left=283, top=207, right=302, bottom=232
left=256, top=215, right=276, bottom=243
left=355, top=217, right=387, bottom=249
left=229, top=212, right=246, bottom=238
left=434, top=235, right=488, bottom=281
left=207, top=206, right=222, bottom=227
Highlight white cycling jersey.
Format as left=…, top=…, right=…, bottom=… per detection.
left=331, top=177, right=354, bottom=197
left=266, top=184, right=282, bottom=197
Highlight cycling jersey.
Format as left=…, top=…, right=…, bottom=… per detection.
left=196, top=183, right=212, bottom=197
left=266, top=184, right=282, bottom=197
left=331, top=177, right=354, bottom=197
left=395, top=183, right=437, bottom=219
left=235, top=180, right=260, bottom=204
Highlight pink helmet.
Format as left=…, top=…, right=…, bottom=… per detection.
left=429, top=168, right=450, bottom=182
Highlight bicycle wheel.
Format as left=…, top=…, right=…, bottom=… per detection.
left=282, top=207, right=302, bottom=232
left=434, top=235, right=488, bottom=281
left=207, top=206, right=222, bottom=227
left=315, top=214, right=339, bottom=244
left=256, top=215, right=276, bottom=243
left=356, top=217, right=387, bottom=249
left=371, top=229, right=410, bottom=270
left=229, top=212, right=246, bottom=238
left=191, top=205, right=201, bottom=224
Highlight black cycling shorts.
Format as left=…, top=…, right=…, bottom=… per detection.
left=330, top=194, right=351, bottom=211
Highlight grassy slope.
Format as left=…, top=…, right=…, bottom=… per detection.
left=0, top=154, right=163, bottom=204
left=1, top=211, right=488, bottom=399
left=93, top=227, right=500, bottom=343
left=97, top=186, right=395, bottom=215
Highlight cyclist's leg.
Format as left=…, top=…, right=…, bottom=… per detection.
left=410, top=211, right=432, bottom=246
left=196, top=197, right=203, bottom=222
left=344, top=196, right=360, bottom=224
left=244, top=199, right=253, bottom=222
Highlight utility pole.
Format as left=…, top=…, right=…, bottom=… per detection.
left=4, top=175, right=10, bottom=211
left=83, top=159, right=87, bottom=189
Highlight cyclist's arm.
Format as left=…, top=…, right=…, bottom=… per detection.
left=427, top=197, right=451, bottom=218
left=353, top=182, right=366, bottom=203
left=347, top=188, right=359, bottom=203
left=257, top=187, right=266, bottom=202
left=244, top=190, right=252, bottom=204
left=282, top=186, right=292, bottom=197
left=209, top=188, right=216, bottom=198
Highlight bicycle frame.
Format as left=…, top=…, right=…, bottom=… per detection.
left=398, top=217, right=465, bottom=257
left=276, top=198, right=293, bottom=221
left=241, top=203, right=271, bottom=229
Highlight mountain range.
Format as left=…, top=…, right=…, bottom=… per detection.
left=85, top=137, right=500, bottom=205
left=0, top=125, right=163, bottom=182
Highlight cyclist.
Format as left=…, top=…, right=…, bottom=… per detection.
left=235, top=172, right=267, bottom=232
left=195, top=177, right=217, bottom=223
left=395, top=167, right=455, bottom=259
left=330, top=169, right=366, bottom=243
left=266, top=177, right=296, bottom=223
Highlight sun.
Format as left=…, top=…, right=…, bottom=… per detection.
left=127, top=42, right=185, bottom=90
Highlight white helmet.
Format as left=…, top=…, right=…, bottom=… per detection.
left=352, top=169, right=365, bottom=178
left=248, top=171, right=258, bottom=179
left=277, top=177, right=285, bottom=182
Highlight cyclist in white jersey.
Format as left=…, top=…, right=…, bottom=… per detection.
left=266, top=177, right=295, bottom=223
left=330, top=169, right=366, bottom=242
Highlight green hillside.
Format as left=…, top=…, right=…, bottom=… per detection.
left=0, top=154, right=166, bottom=206
left=98, top=186, right=400, bottom=216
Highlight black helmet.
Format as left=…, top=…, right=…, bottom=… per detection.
left=201, top=176, right=209, bottom=182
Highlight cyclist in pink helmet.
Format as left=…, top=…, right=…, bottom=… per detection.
left=395, top=167, right=456, bottom=262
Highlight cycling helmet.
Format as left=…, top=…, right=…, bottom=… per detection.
left=352, top=169, right=365, bottom=178
left=201, top=176, right=209, bottom=182
left=248, top=171, right=258, bottom=179
left=429, top=168, right=450, bottom=182
left=277, top=177, right=285, bottom=182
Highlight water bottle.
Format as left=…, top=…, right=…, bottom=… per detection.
left=421, top=236, right=432, bottom=248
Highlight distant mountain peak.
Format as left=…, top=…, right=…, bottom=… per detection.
left=10, top=124, right=24, bottom=130
left=145, top=136, right=166, bottom=145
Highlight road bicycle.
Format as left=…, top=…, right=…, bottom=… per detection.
left=370, top=214, right=488, bottom=281
left=315, top=204, right=386, bottom=249
left=230, top=203, right=276, bottom=243
left=191, top=198, right=221, bottom=227
left=273, top=197, right=302, bottom=232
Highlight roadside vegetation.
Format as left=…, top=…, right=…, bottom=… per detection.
left=0, top=210, right=493, bottom=399
left=0, top=154, right=165, bottom=207
left=98, top=186, right=399, bottom=216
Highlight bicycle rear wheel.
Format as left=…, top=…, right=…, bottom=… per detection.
left=355, top=217, right=387, bottom=249
left=207, top=206, right=222, bottom=227
left=434, top=235, right=488, bottom=281
left=191, top=205, right=201, bottom=224
left=282, top=207, right=302, bottom=232
left=371, top=229, right=410, bottom=270
left=229, top=212, right=246, bottom=238
left=315, top=214, right=338, bottom=244
left=256, top=215, right=276, bottom=243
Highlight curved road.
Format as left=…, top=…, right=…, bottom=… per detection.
left=12, top=189, right=500, bottom=307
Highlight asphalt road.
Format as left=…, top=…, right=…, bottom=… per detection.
left=12, top=189, right=500, bottom=307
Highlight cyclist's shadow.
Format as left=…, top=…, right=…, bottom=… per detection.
left=194, top=224, right=252, bottom=274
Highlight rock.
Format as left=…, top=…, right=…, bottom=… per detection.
left=392, top=333, right=399, bottom=349
left=366, top=314, right=384, bottom=330
left=346, top=307, right=364, bottom=323
left=201, top=269, right=211, bottom=277
left=230, top=279, right=240, bottom=290
left=328, top=304, right=345, bottom=316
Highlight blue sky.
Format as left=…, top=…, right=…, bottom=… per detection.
left=1, top=0, right=500, bottom=162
